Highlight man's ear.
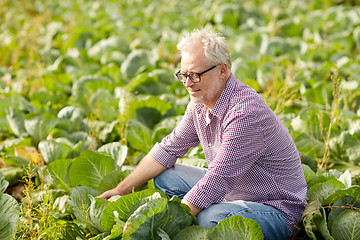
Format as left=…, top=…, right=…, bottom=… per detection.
left=220, top=63, right=229, bottom=79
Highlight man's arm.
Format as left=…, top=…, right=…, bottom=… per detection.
left=98, top=153, right=203, bottom=217
left=181, top=199, right=202, bottom=216
left=98, top=154, right=167, bottom=199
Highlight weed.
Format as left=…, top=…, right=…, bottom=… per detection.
left=15, top=163, right=78, bottom=239
left=319, top=70, right=342, bottom=170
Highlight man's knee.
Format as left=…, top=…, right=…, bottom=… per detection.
left=153, top=168, right=173, bottom=189
left=197, top=204, right=228, bottom=228
left=197, top=211, right=217, bottom=228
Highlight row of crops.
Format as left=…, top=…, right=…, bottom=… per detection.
left=1, top=0, right=360, bottom=239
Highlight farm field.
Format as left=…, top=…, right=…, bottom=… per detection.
left=0, top=0, right=360, bottom=239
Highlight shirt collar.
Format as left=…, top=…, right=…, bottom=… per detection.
left=208, top=73, right=236, bottom=118
left=194, top=73, right=237, bottom=117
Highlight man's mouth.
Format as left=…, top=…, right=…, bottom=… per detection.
left=188, top=89, right=200, bottom=94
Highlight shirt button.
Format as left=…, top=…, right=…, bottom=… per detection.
left=208, top=143, right=212, bottom=147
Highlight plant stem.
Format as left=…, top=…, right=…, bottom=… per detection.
left=319, top=70, right=341, bottom=170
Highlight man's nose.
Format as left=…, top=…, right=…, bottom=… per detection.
left=183, top=76, right=194, bottom=87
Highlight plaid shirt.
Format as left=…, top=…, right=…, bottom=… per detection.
left=149, top=74, right=307, bottom=230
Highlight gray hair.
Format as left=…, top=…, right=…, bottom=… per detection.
left=177, top=29, right=232, bottom=70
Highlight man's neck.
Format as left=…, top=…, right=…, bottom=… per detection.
left=204, top=74, right=231, bottom=111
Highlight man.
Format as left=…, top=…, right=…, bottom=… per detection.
left=99, top=29, right=307, bottom=240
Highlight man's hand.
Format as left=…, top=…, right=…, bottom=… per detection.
left=97, top=188, right=122, bottom=200
left=97, top=155, right=167, bottom=200
left=181, top=198, right=202, bottom=216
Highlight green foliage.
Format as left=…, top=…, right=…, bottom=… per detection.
left=173, top=225, right=210, bottom=240
left=121, top=49, right=154, bottom=81
left=24, top=112, right=58, bottom=145
left=331, top=210, right=360, bottom=240
left=1, top=0, right=360, bottom=238
left=71, top=75, right=116, bottom=114
left=0, top=193, right=20, bottom=240
left=174, top=216, right=264, bottom=240
left=0, top=166, right=24, bottom=186
left=97, top=142, right=128, bottom=169
left=0, top=172, right=9, bottom=193
left=97, top=170, right=132, bottom=197
left=101, top=189, right=168, bottom=230
left=0, top=174, right=19, bottom=240
left=126, top=119, right=153, bottom=153
left=302, top=169, right=360, bottom=239
left=45, top=158, right=74, bottom=192
left=68, top=186, right=102, bottom=234
left=123, top=194, right=193, bottom=239
left=330, top=129, right=360, bottom=165
left=68, top=150, right=116, bottom=190
left=38, top=140, right=72, bottom=164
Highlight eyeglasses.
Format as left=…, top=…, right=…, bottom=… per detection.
left=175, top=64, right=221, bottom=83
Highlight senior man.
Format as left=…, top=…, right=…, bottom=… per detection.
left=99, top=29, right=307, bottom=240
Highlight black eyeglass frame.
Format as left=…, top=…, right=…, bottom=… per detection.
left=175, top=63, right=221, bottom=83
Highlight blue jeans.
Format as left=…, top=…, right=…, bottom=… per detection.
left=153, top=164, right=290, bottom=240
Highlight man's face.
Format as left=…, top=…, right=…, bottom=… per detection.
left=180, top=44, right=224, bottom=110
